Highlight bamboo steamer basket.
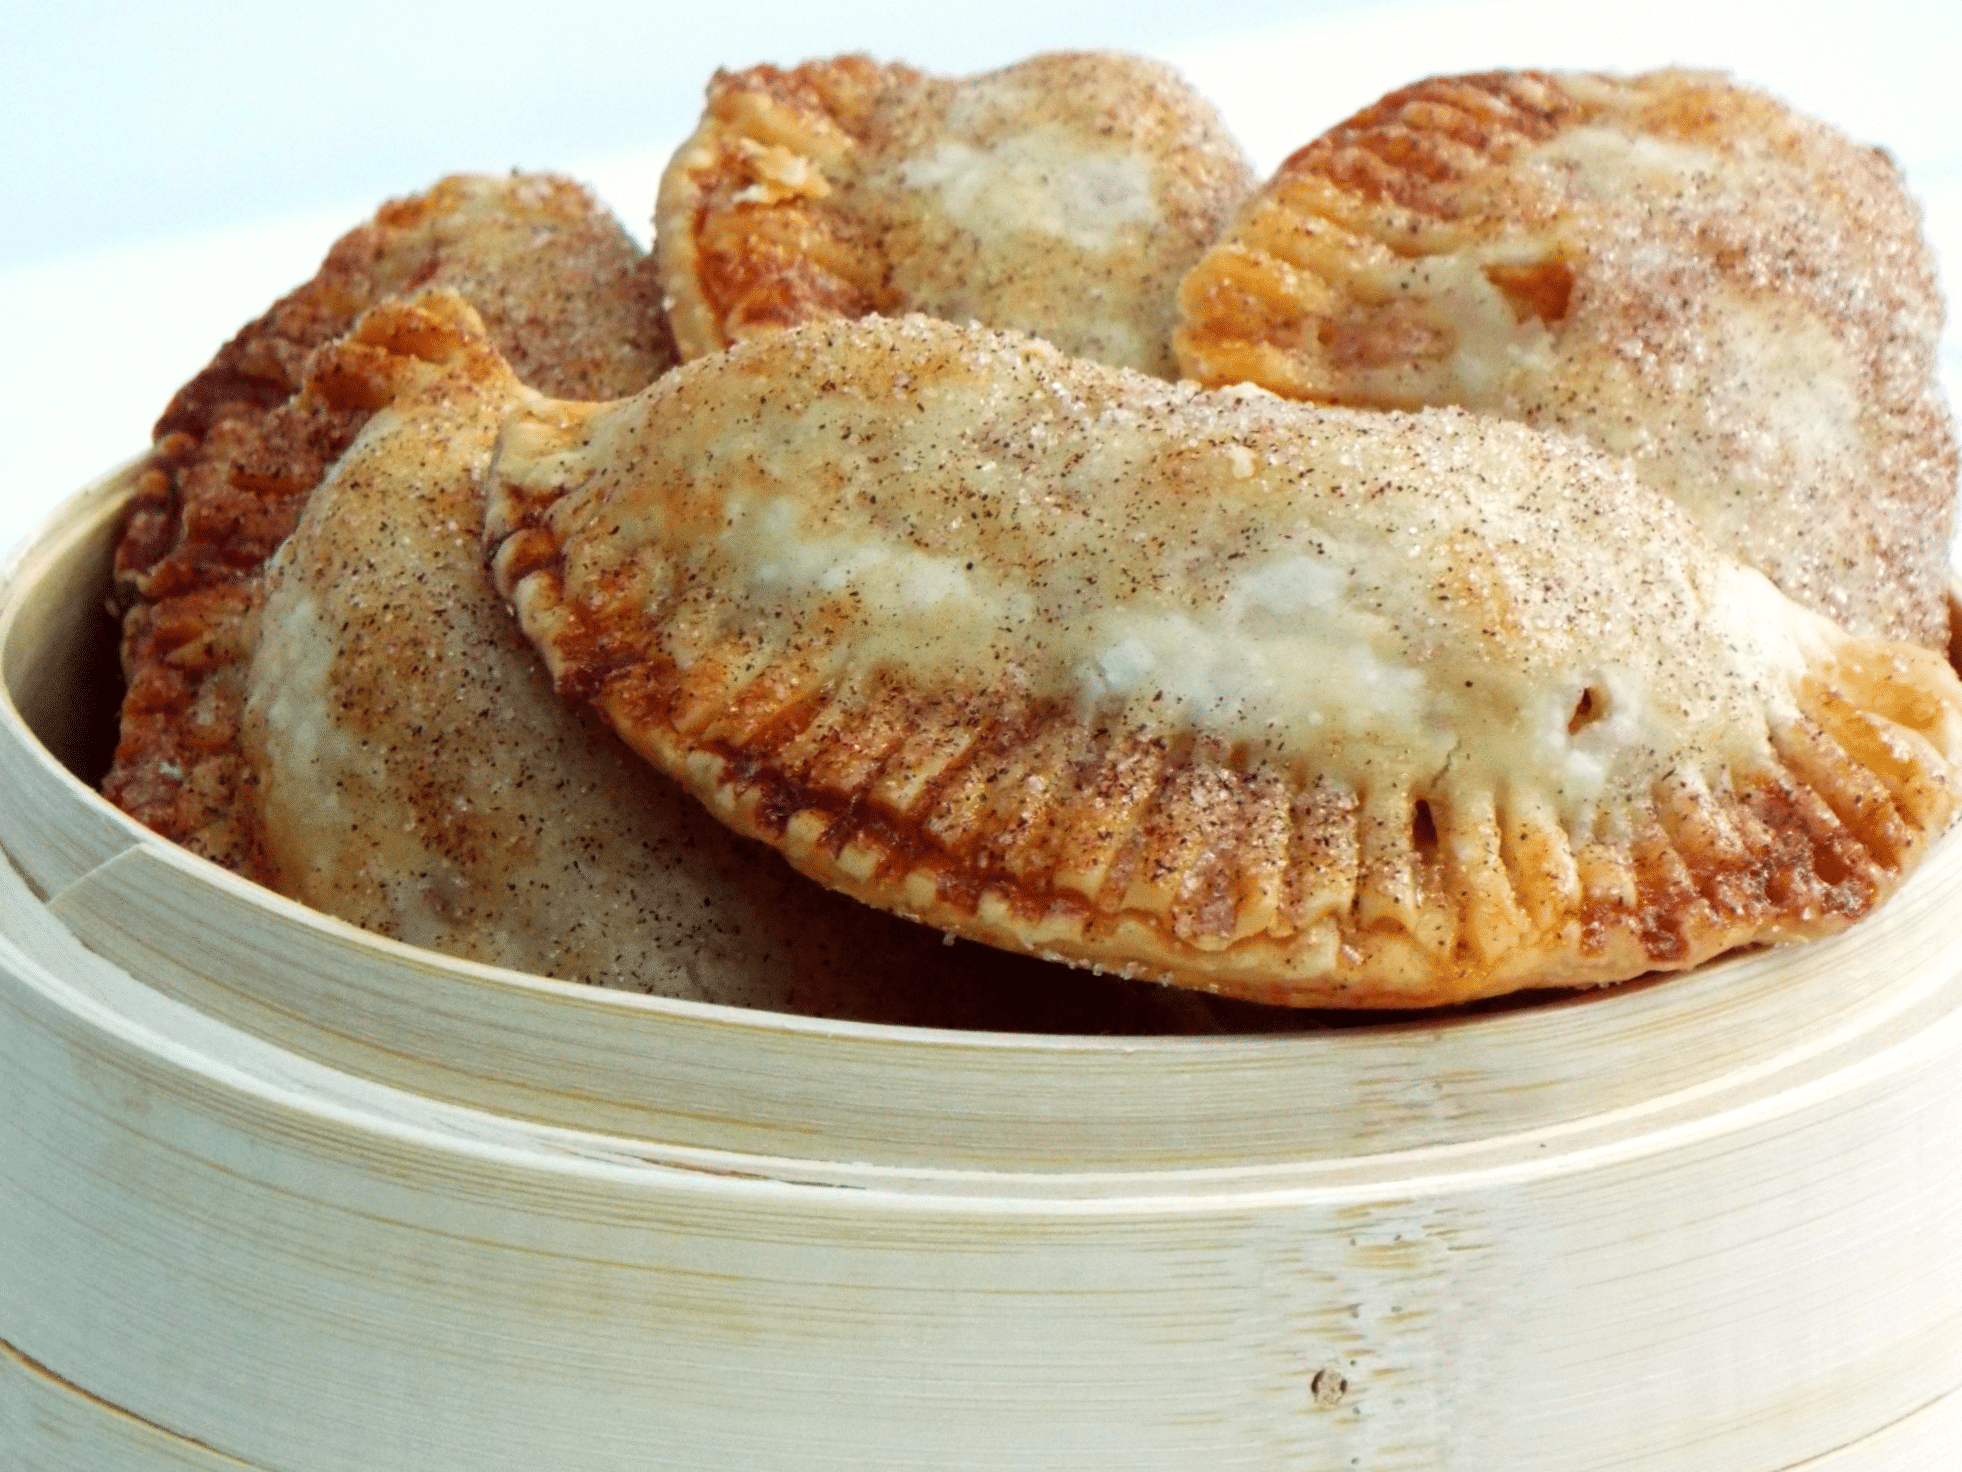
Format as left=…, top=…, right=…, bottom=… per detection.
left=3, top=463, right=1962, bottom=1472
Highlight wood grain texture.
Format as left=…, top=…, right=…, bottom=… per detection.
left=0, top=1336, right=261, bottom=1471
left=9, top=1332, right=1962, bottom=1472
left=2, top=471, right=1961, bottom=1469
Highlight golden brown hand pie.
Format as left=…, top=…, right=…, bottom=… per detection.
left=656, top=51, right=1253, bottom=377
left=1175, top=69, right=1959, bottom=651
left=241, top=291, right=1262, bottom=1031
left=485, top=314, right=1962, bottom=1009
left=106, top=174, right=675, bottom=878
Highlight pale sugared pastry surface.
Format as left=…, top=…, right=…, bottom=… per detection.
left=105, top=174, right=675, bottom=880
left=486, top=314, right=1962, bottom=1008
left=1176, top=69, right=1959, bottom=651
left=243, top=293, right=1248, bottom=1031
left=657, top=51, right=1253, bottom=377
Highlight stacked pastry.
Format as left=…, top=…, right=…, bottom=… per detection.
left=105, top=56, right=1962, bottom=1021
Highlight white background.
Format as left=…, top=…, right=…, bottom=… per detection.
left=3, top=0, right=1958, bottom=556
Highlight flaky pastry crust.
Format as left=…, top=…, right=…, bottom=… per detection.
left=239, top=292, right=1269, bottom=1031
left=1175, top=69, right=1959, bottom=651
left=104, top=174, right=675, bottom=876
left=656, top=51, right=1253, bottom=377
left=484, top=315, right=1962, bottom=1008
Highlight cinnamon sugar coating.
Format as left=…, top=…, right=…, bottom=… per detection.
left=1176, top=69, right=1959, bottom=651
left=239, top=293, right=1249, bottom=1030
left=656, top=51, right=1253, bottom=377
left=104, top=174, right=675, bottom=876
left=484, top=314, right=1962, bottom=1008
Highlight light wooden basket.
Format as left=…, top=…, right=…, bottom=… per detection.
left=4, top=463, right=1962, bottom=1471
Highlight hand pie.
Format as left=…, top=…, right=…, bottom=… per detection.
left=106, top=174, right=675, bottom=878
left=1175, top=69, right=1959, bottom=651
left=241, top=291, right=1257, bottom=1032
left=655, top=51, right=1253, bottom=378
left=486, top=314, right=1962, bottom=1009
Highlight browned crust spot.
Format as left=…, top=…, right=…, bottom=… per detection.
left=678, top=58, right=900, bottom=349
